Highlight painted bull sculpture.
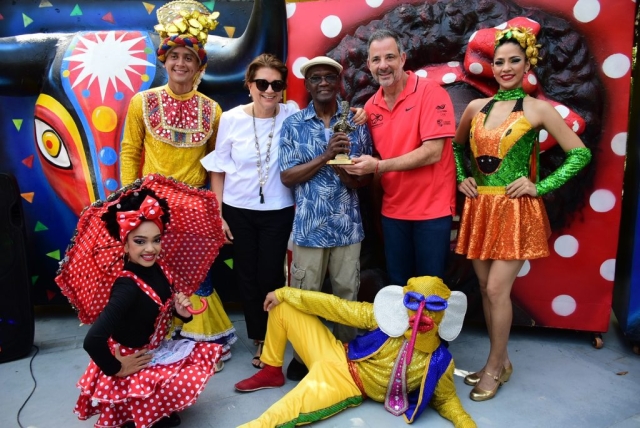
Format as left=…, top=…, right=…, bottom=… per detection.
left=0, top=0, right=287, bottom=215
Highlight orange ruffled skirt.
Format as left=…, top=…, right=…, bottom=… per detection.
left=455, top=186, right=551, bottom=260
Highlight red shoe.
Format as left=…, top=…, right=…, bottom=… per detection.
left=235, top=364, right=285, bottom=392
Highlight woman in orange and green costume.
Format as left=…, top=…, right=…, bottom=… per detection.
left=453, top=26, right=591, bottom=401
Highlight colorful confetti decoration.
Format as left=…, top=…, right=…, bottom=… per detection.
left=39, top=0, right=53, bottom=7
left=21, top=192, right=35, bottom=203
left=202, top=1, right=215, bottom=12
left=35, top=221, right=48, bottom=232
left=13, top=119, right=23, bottom=131
left=46, top=249, right=61, bottom=260
left=70, top=4, right=82, bottom=16
left=143, top=2, right=155, bottom=14
left=224, top=26, right=236, bottom=38
left=102, top=11, right=115, bottom=24
left=22, top=14, right=33, bottom=27
left=46, top=290, right=57, bottom=300
left=224, top=258, right=233, bottom=269
left=22, top=155, right=34, bottom=168
left=31, top=276, right=39, bottom=285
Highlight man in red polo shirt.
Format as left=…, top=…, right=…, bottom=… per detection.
left=344, top=28, right=456, bottom=286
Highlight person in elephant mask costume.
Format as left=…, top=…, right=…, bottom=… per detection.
left=234, top=276, right=476, bottom=428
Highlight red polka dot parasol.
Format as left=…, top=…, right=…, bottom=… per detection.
left=55, top=174, right=225, bottom=324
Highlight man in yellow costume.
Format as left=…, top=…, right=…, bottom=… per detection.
left=235, top=276, right=476, bottom=427
left=119, top=0, right=236, bottom=366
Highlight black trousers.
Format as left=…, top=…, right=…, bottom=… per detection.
left=222, top=203, right=294, bottom=340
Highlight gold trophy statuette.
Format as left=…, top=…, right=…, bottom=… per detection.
left=327, top=101, right=357, bottom=165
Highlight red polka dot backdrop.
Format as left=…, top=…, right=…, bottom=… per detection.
left=285, top=0, right=634, bottom=332
left=55, top=174, right=225, bottom=324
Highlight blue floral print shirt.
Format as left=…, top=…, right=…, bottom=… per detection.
left=279, top=100, right=373, bottom=248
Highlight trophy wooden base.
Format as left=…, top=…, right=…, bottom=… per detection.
left=326, top=158, right=355, bottom=165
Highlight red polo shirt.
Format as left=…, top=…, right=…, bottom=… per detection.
left=365, top=71, right=456, bottom=220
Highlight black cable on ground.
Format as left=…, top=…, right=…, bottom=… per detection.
left=16, top=344, right=39, bottom=428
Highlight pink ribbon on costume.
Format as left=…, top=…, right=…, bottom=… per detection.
left=385, top=298, right=431, bottom=416
left=418, top=16, right=585, bottom=152
left=117, top=196, right=165, bottom=242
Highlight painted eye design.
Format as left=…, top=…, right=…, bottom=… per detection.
left=34, top=118, right=71, bottom=168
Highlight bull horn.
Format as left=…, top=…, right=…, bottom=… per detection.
left=199, top=0, right=287, bottom=92
left=0, top=33, right=65, bottom=96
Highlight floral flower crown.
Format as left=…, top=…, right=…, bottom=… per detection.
left=495, top=26, right=542, bottom=66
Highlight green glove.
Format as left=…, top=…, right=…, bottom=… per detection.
left=536, top=147, right=592, bottom=196
left=452, top=140, right=467, bottom=184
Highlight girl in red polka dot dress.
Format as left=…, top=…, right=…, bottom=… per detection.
left=74, top=189, right=222, bottom=428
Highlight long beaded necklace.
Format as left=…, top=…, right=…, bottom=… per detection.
left=493, top=87, right=526, bottom=101
left=252, top=104, right=277, bottom=204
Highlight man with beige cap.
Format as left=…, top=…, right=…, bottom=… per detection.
left=276, top=56, right=373, bottom=380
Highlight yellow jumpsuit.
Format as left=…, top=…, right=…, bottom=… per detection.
left=239, top=287, right=476, bottom=428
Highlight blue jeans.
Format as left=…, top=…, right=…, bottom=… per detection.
left=381, top=215, right=452, bottom=285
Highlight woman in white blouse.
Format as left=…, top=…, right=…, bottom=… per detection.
left=201, top=54, right=296, bottom=368
left=202, top=53, right=367, bottom=368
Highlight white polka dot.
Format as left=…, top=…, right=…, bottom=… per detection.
left=469, top=31, right=478, bottom=42
left=552, top=294, right=577, bottom=316
left=527, top=73, right=537, bottom=85
left=366, top=0, right=384, bottom=7
left=589, top=189, right=616, bottom=212
left=517, top=260, right=530, bottom=277
left=539, top=129, right=549, bottom=142
left=415, top=69, right=427, bottom=78
left=554, top=235, right=579, bottom=258
left=285, top=100, right=300, bottom=111
left=572, top=120, right=580, bottom=132
left=555, top=105, right=570, bottom=118
left=293, top=57, right=309, bottom=79
left=573, top=0, right=600, bottom=23
left=469, top=62, right=483, bottom=74
left=600, top=259, right=616, bottom=281
left=611, top=132, right=627, bottom=156
left=602, top=54, right=631, bottom=78
left=442, top=73, right=457, bottom=84
left=320, top=15, right=342, bottom=38
left=286, top=3, right=296, bottom=18
left=447, top=61, right=460, bottom=67
left=495, top=22, right=508, bottom=29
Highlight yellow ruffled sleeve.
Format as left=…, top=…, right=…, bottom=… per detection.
left=274, top=287, right=377, bottom=331
left=119, top=94, right=145, bottom=186
left=207, top=101, right=222, bottom=154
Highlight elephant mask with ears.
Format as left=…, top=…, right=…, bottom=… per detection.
left=0, top=0, right=287, bottom=215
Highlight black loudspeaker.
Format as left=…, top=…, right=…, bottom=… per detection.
left=0, top=173, right=34, bottom=363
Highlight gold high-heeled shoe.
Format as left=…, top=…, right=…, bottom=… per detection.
left=465, top=363, right=513, bottom=386
left=501, top=364, right=513, bottom=383
left=464, top=371, right=482, bottom=386
left=469, top=367, right=506, bottom=402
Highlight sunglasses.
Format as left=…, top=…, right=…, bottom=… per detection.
left=306, top=74, right=339, bottom=85
left=252, top=79, right=286, bottom=92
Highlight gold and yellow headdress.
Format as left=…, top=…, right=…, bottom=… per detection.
left=155, top=0, right=219, bottom=46
left=154, top=0, right=220, bottom=68
left=495, top=26, right=542, bottom=66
